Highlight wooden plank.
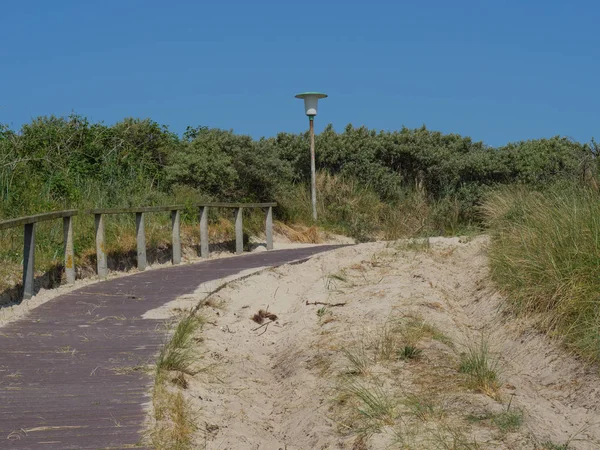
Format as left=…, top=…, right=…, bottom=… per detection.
left=0, top=210, right=77, bottom=230
left=0, top=204, right=276, bottom=229
left=63, top=216, right=75, bottom=284
left=87, top=205, right=186, bottom=215
left=95, top=214, right=108, bottom=278
left=266, top=206, right=273, bottom=251
left=199, top=206, right=209, bottom=258
left=171, top=210, right=181, bottom=265
left=198, top=202, right=277, bottom=208
left=22, top=223, right=35, bottom=300
left=89, top=203, right=276, bottom=214
left=234, top=207, right=244, bottom=255
left=135, top=212, right=146, bottom=270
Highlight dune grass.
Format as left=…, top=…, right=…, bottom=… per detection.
left=484, top=184, right=600, bottom=361
left=458, top=336, right=501, bottom=398
left=150, top=312, right=204, bottom=449
left=156, top=314, right=205, bottom=374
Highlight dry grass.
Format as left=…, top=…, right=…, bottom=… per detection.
left=149, top=311, right=204, bottom=449
left=151, top=383, right=196, bottom=450
left=325, top=312, right=498, bottom=448
left=273, top=220, right=321, bottom=243
left=394, top=238, right=432, bottom=253
left=342, top=344, right=372, bottom=376
left=397, top=315, right=453, bottom=348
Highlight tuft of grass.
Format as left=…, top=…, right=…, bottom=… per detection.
left=427, top=423, right=482, bottom=450
left=492, top=409, right=523, bottom=432
left=484, top=185, right=600, bottom=361
left=398, top=315, right=453, bottom=348
left=467, top=409, right=523, bottom=433
left=342, top=345, right=372, bottom=376
left=458, top=336, right=500, bottom=397
left=540, top=442, right=570, bottom=450
left=375, top=322, right=400, bottom=362
left=403, top=393, right=445, bottom=421
left=398, top=344, right=423, bottom=361
left=343, top=378, right=397, bottom=432
left=150, top=311, right=204, bottom=449
left=151, top=387, right=196, bottom=450
left=325, top=270, right=350, bottom=291
left=395, top=238, right=431, bottom=253
left=156, top=313, right=204, bottom=375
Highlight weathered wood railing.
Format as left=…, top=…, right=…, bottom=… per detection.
left=0, top=203, right=276, bottom=301
left=0, top=210, right=78, bottom=300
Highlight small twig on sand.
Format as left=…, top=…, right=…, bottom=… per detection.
left=252, top=320, right=275, bottom=332
left=305, top=301, right=347, bottom=307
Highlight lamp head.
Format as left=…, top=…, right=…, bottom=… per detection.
left=295, top=92, right=328, bottom=117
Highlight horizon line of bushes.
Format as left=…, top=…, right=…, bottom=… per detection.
left=1, top=113, right=598, bottom=232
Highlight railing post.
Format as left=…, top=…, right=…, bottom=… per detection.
left=22, top=223, right=35, bottom=300
left=199, top=206, right=209, bottom=258
left=95, top=214, right=107, bottom=278
left=63, top=216, right=75, bottom=284
left=265, top=206, right=273, bottom=251
left=136, top=212, right=147, bottom=270
left=234, top=207, right=243, bottom=255
left=171, top=210, right=181, bottom=265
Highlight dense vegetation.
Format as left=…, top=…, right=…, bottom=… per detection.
left=2, top=113, right=600, bottom=360
left=1, top=114, right=595, bottom=228
left=484, top=185, right=600, bottom=361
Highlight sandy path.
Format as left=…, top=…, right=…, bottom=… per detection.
left=169, top=236, right=600, bottom=449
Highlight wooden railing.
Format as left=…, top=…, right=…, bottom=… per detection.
left=0, top=203, right=276, bottom=301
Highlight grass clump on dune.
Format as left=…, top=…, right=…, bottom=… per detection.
left=484, top=184, right=600, bottom=361
left=151, top=312, right=204, bottom=449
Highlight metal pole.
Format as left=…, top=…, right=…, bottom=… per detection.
left=309, top=116, right=317, bottom=221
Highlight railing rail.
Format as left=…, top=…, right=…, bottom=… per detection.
left=0, top=210, right=78, bottom=230
left=0, top=203, right=275, bottom=301
left=0, top=210, right=78, bottom=299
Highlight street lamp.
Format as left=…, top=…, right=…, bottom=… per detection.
left=295, top=92, right=327, bottom=221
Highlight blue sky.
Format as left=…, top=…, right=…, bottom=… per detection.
left=1, top=0, right=598, bottom=146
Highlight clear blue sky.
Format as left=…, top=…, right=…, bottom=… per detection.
left=1, top=0, right=598, bottom=146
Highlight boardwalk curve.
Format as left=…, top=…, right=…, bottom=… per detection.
left=0, top=245, right=343, bottom=449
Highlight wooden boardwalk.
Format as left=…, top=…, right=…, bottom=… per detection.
left=0, top=246, right=342, bottom=449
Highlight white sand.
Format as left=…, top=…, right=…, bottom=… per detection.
left=159, top=236, right=600, bottom=449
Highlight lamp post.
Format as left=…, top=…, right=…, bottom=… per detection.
left=295, top=92, right=327, bottom=221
